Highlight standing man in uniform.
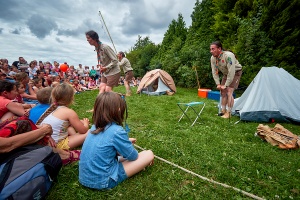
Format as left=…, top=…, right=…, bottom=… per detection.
left=85, top=30, right=120, bottom=93
left=118, top=51, right=134, bottom=96
left=210, top=41, right=242, bottom=118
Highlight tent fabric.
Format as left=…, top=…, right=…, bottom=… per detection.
left=232, top=67, right=300, bottom=123
left=137, top=69, right=176, bottom=95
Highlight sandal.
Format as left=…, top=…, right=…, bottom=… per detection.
left=62, top=150, right=81, bottom=166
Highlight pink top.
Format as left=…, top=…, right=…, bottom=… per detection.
left=0, top=96, right=12, bottom=118
left=14, top=94, right=23, bottom=103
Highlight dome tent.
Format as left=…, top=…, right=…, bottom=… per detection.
left=232, top=67, right=300, bottom=123
left=137, top=69, right=176, bottom=96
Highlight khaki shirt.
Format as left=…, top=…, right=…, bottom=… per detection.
left=119, top=57, right=133, bottom=73
left=210, top=51, right=242, bottom=87
left=96, top=43, right=120, bottom=77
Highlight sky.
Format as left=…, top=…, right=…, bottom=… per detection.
left=0, top=0, right=196, bottom=68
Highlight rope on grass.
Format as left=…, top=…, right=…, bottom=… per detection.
left=134, top=144, right=265, bottom=200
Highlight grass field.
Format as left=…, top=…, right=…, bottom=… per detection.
left=46, top=86, right=300, bottom=200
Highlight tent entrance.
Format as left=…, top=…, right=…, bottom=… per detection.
left=142, top=78, right=170, bottom=96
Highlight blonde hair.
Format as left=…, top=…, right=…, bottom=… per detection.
left=15, top=72, right=28, bottom=82
left=36, top=83, right=74, bottom=125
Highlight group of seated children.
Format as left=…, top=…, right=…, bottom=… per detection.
left=0, top=79, right=154, bottom=191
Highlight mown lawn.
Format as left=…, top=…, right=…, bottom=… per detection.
left=46, top=86, right=300, bottom=200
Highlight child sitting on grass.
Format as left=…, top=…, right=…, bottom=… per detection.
left=79, top=92, right=154, bottom=190
left=32, top=77, right=43, bottom=94
left=36, top=83, right=89, bottom=162
left=29, top=87, right=53, bottom=124
left=87, top=77, right=98, bottom=90
left=14, top=82, right=35, bottom=110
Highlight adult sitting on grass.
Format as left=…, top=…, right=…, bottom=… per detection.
left=0, top=80, right=26, bottom=122
left=79, top=92, right=154, bottom=190
left=0, top=123, right=55, bottom=153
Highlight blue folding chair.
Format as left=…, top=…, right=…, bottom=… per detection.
left=177, top=102, right=205, bottom=126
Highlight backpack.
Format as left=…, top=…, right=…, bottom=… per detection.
left=0, top=145, right=62, bottom=200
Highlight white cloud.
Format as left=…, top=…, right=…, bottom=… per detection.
left=0, top=0, right=196, bottom=67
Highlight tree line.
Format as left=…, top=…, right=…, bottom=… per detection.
left=126, top=0, right=300, bottom=90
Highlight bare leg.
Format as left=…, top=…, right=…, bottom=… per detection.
left=124, top=80, right=131, bottom=96
left=52, top=147, right=70, bottom=160
left=1, top=112, right=16, bottom=122
left=221, top=87, right=234, bottom=118
left=99, top=83, right=106, bottom=94
left=67, top=126, right=77, bottom=136
left=122, top=150, right=154, bottom=178
left=105, top=85, right=113, bottom=92
left=220, top=89, right=228, bottom=113
left=67, top=131, right=88, bottom=149
left=226, top=87, right=235, bottom=109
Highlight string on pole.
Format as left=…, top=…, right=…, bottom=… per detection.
left=98, top=11, right=117, bottom=54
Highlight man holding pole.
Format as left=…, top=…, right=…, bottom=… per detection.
left=85, top=30, right=120, bottom=93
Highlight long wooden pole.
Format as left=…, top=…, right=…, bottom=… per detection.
left=193, top=66, right=201, bottom=89
left=98, top=11, right=117, bottom=54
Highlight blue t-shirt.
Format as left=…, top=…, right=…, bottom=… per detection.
left=29, top=104, right=50, bottom=124
left=79, top=123, right=138, bottom=190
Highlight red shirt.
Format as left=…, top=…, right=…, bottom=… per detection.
left=0, top=96, right=12, bottom=118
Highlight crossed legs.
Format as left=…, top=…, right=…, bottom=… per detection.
left=122, top=150, right=154, bottom=178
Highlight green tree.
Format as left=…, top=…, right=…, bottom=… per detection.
left=126, top=36, right=159, bottom=77
left=179, top=0, right=216, bottom=88
left=260, top=0, right=300, bottom=78
left=150, top=13, right=188, bottom=84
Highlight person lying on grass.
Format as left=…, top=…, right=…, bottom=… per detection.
left=79, top=92, right=154, bottom=190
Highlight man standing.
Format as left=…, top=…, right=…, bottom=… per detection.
left=118, top=51, right=134, bottom=96
left=85, top=30, right=120, bottom=93
left=210, top=41, right=242, bottom=118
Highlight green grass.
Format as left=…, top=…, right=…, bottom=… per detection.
left=47, top=86, right=300, bottom=200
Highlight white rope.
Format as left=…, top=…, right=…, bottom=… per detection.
left=134, top=144, right=265, bottom=200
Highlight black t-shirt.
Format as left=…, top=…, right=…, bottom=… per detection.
left=12, top=61, right=19, bottom=68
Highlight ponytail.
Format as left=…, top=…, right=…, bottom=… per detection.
left=36, top=104, right=58, bottom=125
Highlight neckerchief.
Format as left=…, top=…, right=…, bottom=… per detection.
left=96, top=41, right=103, bottom=66
left=214, top=50, right=223, bottom=75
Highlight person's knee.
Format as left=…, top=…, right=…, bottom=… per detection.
left=143, top=150, right=154, bottom=161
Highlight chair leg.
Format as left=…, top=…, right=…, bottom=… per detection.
left=178, top=106, right=192, bottom=122
left=190, top=103, right=205, bottom=126
left=177, top=103, right=205, bottom=126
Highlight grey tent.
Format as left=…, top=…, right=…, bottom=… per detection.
left=232, top=67, right=300, bottom=123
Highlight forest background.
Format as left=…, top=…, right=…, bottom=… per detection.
left=125, top=0, right=300, bottom=90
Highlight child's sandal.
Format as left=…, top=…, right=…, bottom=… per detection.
left=62, top=150, right=81, bottom=166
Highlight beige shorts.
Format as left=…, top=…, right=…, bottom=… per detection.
left=57, top=137, right=70, bottom=150
left=125, top=70, right=134, bottom=82
left=221, top=70, right=242, bottom=89
left=101, top=73, right=120, bottom=87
